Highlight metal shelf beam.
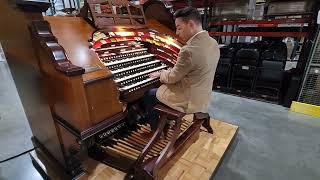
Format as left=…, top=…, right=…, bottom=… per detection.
left=209, top=31, right=309, bottom=37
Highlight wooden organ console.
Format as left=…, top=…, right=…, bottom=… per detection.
left=26, top=0, right=213, bottom=179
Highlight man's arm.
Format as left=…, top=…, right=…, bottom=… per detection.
left=159, top=47, right=193, bottom=84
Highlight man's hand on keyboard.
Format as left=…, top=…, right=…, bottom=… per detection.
left=149, top=71, right=162, bottom=78
left=149, top=68, right=172, bottom=78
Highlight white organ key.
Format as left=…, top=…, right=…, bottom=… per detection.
left=114, top=65, right=167, bottom=83
left=95, top=45, right=128, bottom=51
left=105, top=54, right=155, bottom=66
left=119, top=77, right=158, bottom=91
left=110, top=60, right=160, bottom=74
left=120, top=48, right=148, bottom=54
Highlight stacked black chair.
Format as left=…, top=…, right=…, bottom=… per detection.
left=231, top=47, right=260, bottom=92
left=213, top=45, right=236, bottom=88
left=213, top=43, right=247, bottom=89
left=255, top=42, right=287, bottom=100
left=248, top=41, right=269, bottom=53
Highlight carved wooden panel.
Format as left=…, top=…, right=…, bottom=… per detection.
left=86, top=0, right=147, bottom=29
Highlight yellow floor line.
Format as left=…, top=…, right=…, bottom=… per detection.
left=290, top=101, right=320, bottom=118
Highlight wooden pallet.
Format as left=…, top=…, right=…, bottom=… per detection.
left=30, top=116, right=238, bottom=180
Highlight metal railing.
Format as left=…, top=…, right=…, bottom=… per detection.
left=298, top=26, right=320, bottom=106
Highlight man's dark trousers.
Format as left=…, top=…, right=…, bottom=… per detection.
left=143, top=88, right=159, bottom=131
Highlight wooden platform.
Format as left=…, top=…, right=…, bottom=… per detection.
left=30, top=116, right=238, bottom=180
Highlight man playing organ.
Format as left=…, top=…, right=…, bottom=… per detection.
left=143, top=7, right=220, bottom=136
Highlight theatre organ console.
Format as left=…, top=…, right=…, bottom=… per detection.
left=89, top=29, right=180, bottom=103
left=27, top=0, right=212, bottom=179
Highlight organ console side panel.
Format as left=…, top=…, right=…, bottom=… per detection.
left=43, top=16, right=124, bottom=126
left=31, top=17, right=124, bottom=132
left=30, top=28, right=93, bottom=170
left=29, top=16, right=130, bottom=176
left=34, top=38, right=92, bottom=131
left=1, top=0, right=49, bottom=67
left=0, top=0, right=66, bottom=168
left=85, top=79, right=124, bottom=124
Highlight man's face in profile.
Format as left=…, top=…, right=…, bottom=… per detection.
left=175, top=18, right=191, bottom=42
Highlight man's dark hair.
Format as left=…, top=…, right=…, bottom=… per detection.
left=173, top=7, right=201, bottom=24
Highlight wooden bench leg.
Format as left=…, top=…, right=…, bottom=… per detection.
left=202, top=118, right=213, bottom=134
left=194, top=113, right=213, bottom=134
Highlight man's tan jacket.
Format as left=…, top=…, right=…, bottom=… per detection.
left=156, top=31, right=220, bottom=113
